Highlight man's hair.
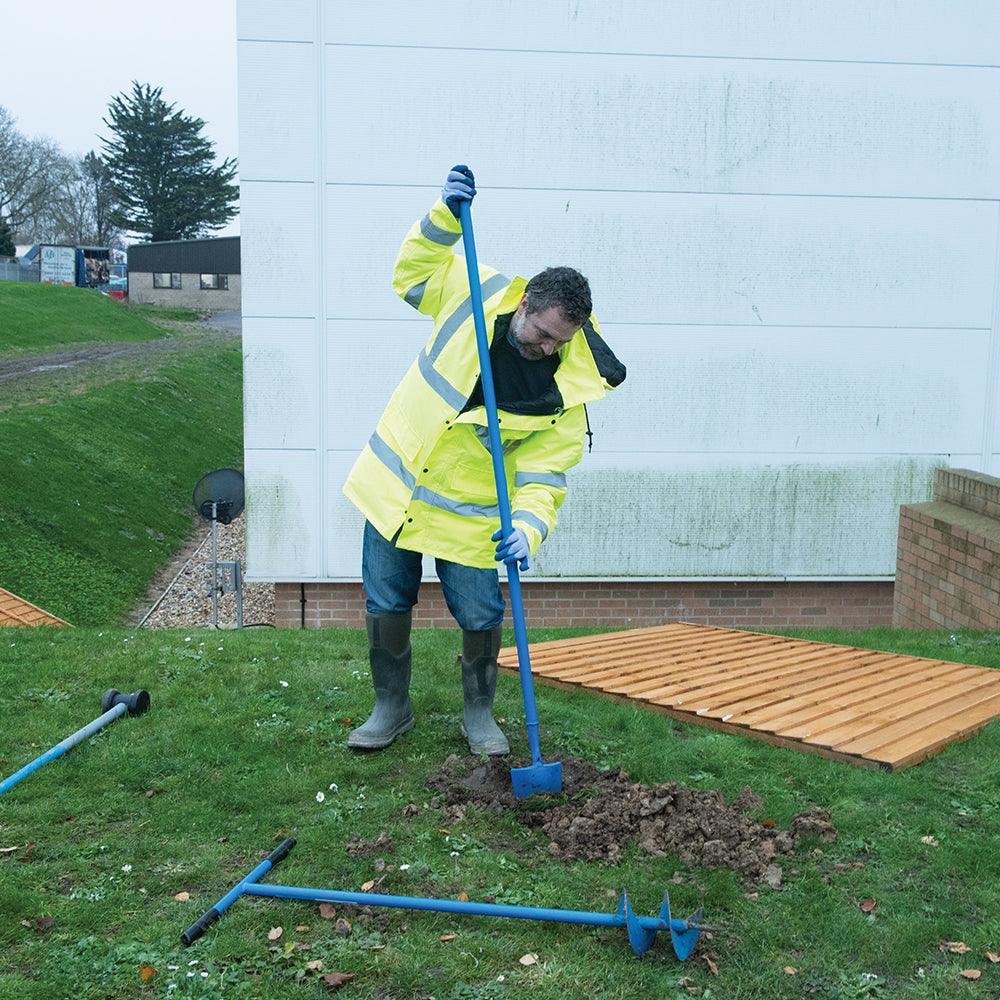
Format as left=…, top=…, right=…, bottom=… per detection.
left=524, top=267, right=592, bottom=328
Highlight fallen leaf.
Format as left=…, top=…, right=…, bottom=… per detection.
left=745, top=891, right=759, bottom=901
left=959, top=969, right=981, bottom=981
left=340, top=718, right=352, bottom=727
left=295, top=924, right=310, bottom=932
left=139, top=965, right=156, bottom=982
left=319, top=903, right=336, bottom=920
left=322, top=972, right=356, bottom=991
left=174, top=891, right=190, bottom=902
left=439, top=934, right=457, bottom=943
left=401, top=803, right=419, bottom=817
left=941, top=941, right=971, bottom=954
left=704, top=956, right=719, bottom=976
left=859, top=898, right=878, bottom=913
left=19, top=920, right=31, bottom=928
left=361, top=880, right=376, bottom=891
left=784, top=966, right=798, bottom=975
left=986, top=951, right=999, bottom=963
left=762, top=818, right=776, bottom=829
left=306, top=959, right=324, bottom=972
left=295, top=942, right=311, bottom=951
left=268, top=926, right=283, bottom=941
left=335, top=918, right=352, bottom=937
left=519, top=953, right=537, bottom=966
left=920, top=835, right=939, bottom=847
left=18, top=843, right=37, bottom=864
left=34, top=917, right=54, bottom=931
left=457, top=892, right=470, bottom=902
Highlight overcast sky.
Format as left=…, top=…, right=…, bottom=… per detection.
left=6, top=2, right=239, bottom=236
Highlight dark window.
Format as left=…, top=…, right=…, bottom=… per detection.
left=200, top=273, right=229, bottom=290
left=153, top=272, right=181, bottom=289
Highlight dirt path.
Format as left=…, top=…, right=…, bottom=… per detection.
left=0, top=325, right=239, bottom=383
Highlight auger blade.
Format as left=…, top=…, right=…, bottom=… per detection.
left=621, top=891, right=658, bottom=957
left=662, top=891, right=702, bottom=961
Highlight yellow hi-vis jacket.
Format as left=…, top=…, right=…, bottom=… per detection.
left=343, top=197, right=626, bottom=569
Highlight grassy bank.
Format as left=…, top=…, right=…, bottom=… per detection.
left=0, top=283, right=175, bottom=358
left=0, top=342, right=243, bottom=623
left=0, top=625, right=997, bottom=999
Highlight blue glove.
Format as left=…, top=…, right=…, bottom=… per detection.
left=492, top=527, right=530, bottom=570
left=442, top=164, right=475, bottom=219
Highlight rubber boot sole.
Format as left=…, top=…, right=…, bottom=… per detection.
left=347, top=715, right=415, bottom=750
left=460, top=722, right=509, bottom=756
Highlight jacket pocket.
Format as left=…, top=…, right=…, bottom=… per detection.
left=381, top=396, right=424, bottom=464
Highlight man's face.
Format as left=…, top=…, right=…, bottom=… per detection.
left=508, top=298, right=580, bottom=360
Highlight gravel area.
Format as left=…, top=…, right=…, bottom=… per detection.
left=139, top=519, right=275, bottom=629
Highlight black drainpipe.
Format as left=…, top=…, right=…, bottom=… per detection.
left=299, top=583, right=307, bottom=629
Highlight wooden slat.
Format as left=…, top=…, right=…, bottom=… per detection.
left=870, top=693, right=1000, bottom=768
left=500, top=623, right=1000, bottom=771
left=751, top=664, right=976, bottom=737
left=548, top=633, right=794, bottom=684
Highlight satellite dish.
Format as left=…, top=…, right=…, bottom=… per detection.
left=192, top=468, right=245, bottom=525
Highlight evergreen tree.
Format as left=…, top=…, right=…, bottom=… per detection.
left=101, top=82, right=237, bottom=242
left=0, top=215, right=14, bottom=257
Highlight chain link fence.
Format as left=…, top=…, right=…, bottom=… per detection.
left=0, top=257, right=40, bottom=282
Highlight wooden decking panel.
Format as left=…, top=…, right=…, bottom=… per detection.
left=498, top=623, right=1000, bottom=771
left=0, top=587, right=69, bottom=627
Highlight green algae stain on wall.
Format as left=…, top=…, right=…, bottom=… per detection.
left=533, top=456, right=942, bottom=578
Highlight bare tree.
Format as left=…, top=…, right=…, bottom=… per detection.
left=82, top=151, right=120, bottom=246
left=0, top=106, right=68, bottom=239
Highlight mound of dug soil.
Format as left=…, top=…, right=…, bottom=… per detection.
left=426, top=755, right=835, bottom=881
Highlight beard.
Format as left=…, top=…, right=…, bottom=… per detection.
left=507, top=311, right=545, bottom=360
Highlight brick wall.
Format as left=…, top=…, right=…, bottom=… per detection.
left=275, top=579, right=893, bottom=629
left=894, top=468, right=1000, bottom=629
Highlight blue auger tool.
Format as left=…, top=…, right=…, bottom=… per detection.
left=457, top=198, right=562, bottom=799
left=181, top=838, right=703, bottom=959
left=0, top=689, right=150, bottom=795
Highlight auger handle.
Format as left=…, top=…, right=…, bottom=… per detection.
left=457, top=199, right=547, bottom=766
left=182, top=838, right=297, bottom=946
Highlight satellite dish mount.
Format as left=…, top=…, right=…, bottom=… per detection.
left=192, top=469, right=246, bottom=628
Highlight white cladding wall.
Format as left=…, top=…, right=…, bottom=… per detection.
left=238, top=1, right=1000, bottom=583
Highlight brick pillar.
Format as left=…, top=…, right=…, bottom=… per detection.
left=894, top=468, right=1000, bottom=629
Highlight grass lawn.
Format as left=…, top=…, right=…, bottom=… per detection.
left=0, top=283, right=178, bottom=358
left=1, top=625, right=997, bottom=999
left=0, top=342, right=243, bottom=624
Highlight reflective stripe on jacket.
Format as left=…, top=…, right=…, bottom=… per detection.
left=343, top=197, right=626, bottom=568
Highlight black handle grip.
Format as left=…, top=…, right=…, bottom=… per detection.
left=266, top=837, right=297, bottom=867
left=102, top=689, right=151, bottom=717
left=181, top=906, right=221, bottom=946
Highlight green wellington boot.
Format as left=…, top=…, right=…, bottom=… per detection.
left=347, top=611, right=415, bottom=749
left=459, top=625, right=510, bottom=755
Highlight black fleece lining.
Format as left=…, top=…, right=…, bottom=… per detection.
left=582, top=320, right=627, bottom=387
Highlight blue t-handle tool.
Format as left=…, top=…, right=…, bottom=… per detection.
left=457, top=198, right=562, bottom=799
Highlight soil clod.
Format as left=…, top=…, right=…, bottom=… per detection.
left=346, top=831, right=394, bottom=858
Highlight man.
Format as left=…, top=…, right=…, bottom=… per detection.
left=343, top=165, right=626, bottom=755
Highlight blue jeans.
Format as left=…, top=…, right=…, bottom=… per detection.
left=362, top=521, right=505, bottom=631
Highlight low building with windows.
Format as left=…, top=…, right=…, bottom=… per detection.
left=127, top=236, right=240, bottom=309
